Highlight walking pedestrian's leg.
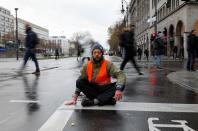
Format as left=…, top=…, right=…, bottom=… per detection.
left=156, top=55, right=160, bottom=68
left=130, top=56, right=142, bottom=75
left=120, top=56, right=129, bottom=70
left=31, top=52, right=40, bottom=72
left=187, top=52, right=191, bottom=70
left=159, top=55, right=162, bottom=68
left=23, top=51, right=30, bottom=68
left=191, top=52, right=196, bottom=71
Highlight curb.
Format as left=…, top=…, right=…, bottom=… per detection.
left=167, top=71, right=198, bottom=93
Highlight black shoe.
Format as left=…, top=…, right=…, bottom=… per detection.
left=32, top=71, right=40, bottom=75
left=191, top=69, right=196, bottom=72
left=157, top=66, right=163, bottom=70
left=81, top=98, right=94, bottom=107
left=98, top=98, right=116, bottom=106
left=139, top=72, right=143, bottom=75
left=106, top=98, right=116, bottom=105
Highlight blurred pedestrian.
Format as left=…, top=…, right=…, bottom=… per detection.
left=153, top=32, right=164, bottom=69
left=119, top=26, right=143, bottom=75
left=55, top=48, right=59, bottom=60
left=19, top=24, right=40, bottom=75
left=173, top=46, right=178, bottom=60
left=81, top=44, right=91, bottom=64
left=187, top=30, right=197, bottom=71
left=144, top=49, right=149, bottom=61
left=77, top=44, right=82, bottom=61
left=137, top=47, right=142, bottom=61
left=65, top=44, right=126, bottom=107
left=180, top=46, right=184, bottom=60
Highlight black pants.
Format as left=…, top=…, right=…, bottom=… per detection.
left=76, top=78, right=116, bottom=104
left=187, top=52, right=196, bottom=70
left=23, top=49, right=40, bottom=72
left=55, top=54, right=59, bottom=60
left=120, top=55, right=141, bottom=73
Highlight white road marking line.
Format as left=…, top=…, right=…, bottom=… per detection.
left=59, top=102, right=198, bottom=113
left=9, top=100, right=40, bottom=103
left=148, top=117, right=196, bottom=131
left=39, top=102, right=198, bottom=131
left=38, top=104, right=73, bottom=131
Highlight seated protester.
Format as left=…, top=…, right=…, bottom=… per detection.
left=65, top=44, right=126, bottom=107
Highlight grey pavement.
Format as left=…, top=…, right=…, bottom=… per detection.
left=0, top=56, right=198, bottom=131
left=167, top=71, right=198, bottom=93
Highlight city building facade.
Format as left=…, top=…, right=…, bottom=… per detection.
left=149, top=0, right=198, bottom=58
left=126, top=0, right=150, bottom=58
left=134, top=0, right=150, bottom=55
left=127, top=0, right=198, bottom=58
left=16, top=18, right=49, bottom=51
left=49, top=36, right=69, bottom=56
left=17, top=18, right=49, bottom=40
left=0, top=6, right=14, bottom=47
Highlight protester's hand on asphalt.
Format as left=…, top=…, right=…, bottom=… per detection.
left=65, top=99, right=77, bottom=105
left=114, top=90, right=122, bottom=101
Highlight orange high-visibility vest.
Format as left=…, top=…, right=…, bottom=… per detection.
left=86, top=60, right=111, bottom=85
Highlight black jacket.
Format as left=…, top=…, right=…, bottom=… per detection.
left=154, top=37, right=164, bottom=55
left=187, top=34, right=197, bottom=52
left=25, top=29, right=38, bottom=49
left=119, top=31, right=136, bottom=56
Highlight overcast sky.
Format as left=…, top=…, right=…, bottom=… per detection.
left=0, top=0, right=127, bottom=48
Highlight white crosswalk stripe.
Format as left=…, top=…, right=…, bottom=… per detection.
left=39, top=102, right=198, bottom=131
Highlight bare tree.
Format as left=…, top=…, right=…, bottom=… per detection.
left=107, top=21, right=123, bottom=54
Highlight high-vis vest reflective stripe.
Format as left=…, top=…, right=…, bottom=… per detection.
left=86, top=60, right=111, bottom=85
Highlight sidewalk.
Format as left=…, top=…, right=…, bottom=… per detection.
left=111, top=55, right=198, bottom=93
left=167, top=71, right=198, bottom=93
left=0, top=58, right=63, bottom=82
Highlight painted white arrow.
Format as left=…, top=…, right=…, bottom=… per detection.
left=148, top=117, right=195, bottom=131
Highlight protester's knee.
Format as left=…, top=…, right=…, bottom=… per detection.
left=76, top=78, right=86, bottom=89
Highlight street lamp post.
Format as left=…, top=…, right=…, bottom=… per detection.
left=121, top=0, right=129, bottom=27
left=15, top=8, right=19, bottom=60
left=121, top=0, right=128, bottom=14
left=154, top=0, right=157, bottom=33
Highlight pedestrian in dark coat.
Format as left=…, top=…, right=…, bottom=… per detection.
left=137, top=47, right=142, bottom=61
left=153, top=32, right=164, bottom=69
left=119, top=27, right=143, bottom=75
left=144, top=49, right=149, bottom=61
left=173, top=46, right=178, bottom=60
left=20, top=24, right=40, bottom=75
left=187, top=30, right=197, bottom=71
left=55, top=48, right=59, bottom=60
